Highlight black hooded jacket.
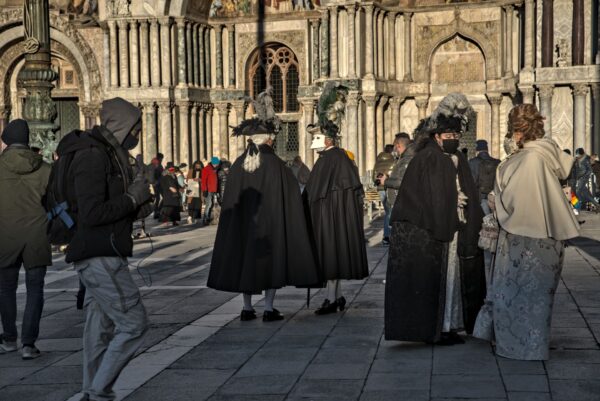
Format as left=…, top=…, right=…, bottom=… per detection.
left=65, top=100, right=141, bottom=263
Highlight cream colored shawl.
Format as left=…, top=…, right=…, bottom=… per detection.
left=495, top=138, right=580, bottom=241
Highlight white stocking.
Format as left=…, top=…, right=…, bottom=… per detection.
left=243, top=293, right=253, bottom=311
left=264, top=289, right=276, bottom=312
left=327, top=280, right=341, bottom=301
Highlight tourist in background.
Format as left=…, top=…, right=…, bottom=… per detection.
left=373, top=144, right=395, bottom=246
left=290, top=155, right=311, bottom=193
left=0, top=119, right=51, bottom=360
left=160, top=164, right=182, bottom=227
left=383, top=132, right=416, bottom=210
left=152, top=153, right=164, bottom=219
left=574, top=148, right=600, bottom=210
left=186, top=161, right=203, bottom=224
left=201, top=157, right=220, bottom=225
left=468, top=139, right=500, bottom=215
left=475, top=104, right=580, bottom=360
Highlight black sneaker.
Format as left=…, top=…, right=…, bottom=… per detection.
left=382, top=237, right=390, bottom=246
left=263, top=309, right=284, bottom=322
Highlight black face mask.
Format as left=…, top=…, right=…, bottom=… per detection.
left=442, top=139, right=459, bottom=154
left=122, top=133, right=140, bottom=150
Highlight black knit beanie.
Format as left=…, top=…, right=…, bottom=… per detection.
left=1, top=119, right=29, bottom=146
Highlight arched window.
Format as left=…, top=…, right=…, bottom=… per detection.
left=247, top=44, right=300, bottom=113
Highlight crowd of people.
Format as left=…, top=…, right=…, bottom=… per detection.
left=0, top=87, right=592, bottom=401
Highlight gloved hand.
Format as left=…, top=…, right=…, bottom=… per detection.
left=136, top=201, right=154, bottom=220
left=127, top=178, right=152, bottom=207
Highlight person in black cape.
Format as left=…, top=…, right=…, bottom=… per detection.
left=159, top=164, right=182, bottom=226
left=385, top=93, right=485, bottom=345
left=304, top=82, right=369, bottom=315
left=207, top=90, right=320, bottom=322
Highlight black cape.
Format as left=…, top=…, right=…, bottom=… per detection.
left=207, top=145, right=320, bottom=293
left=304, top=147, right=369, bottom=281
left=385, top=139, right=485, bottom=342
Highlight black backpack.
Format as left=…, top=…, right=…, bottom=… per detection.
left=477, top=157, right=500, bottom=195
left=46, top=130, right=101, bottom=246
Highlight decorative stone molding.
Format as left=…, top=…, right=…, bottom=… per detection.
left=537, top=84, right=554, bottom=99
left=572, top=83, right=589, bottom=97
left=237, top=30, right=307, bottom=89
left=486, top=93, right=504, bottom=105
left=414, top=12, right=500, bottom=82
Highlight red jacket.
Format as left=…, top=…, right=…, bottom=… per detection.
left=201, top=164, right=218, bottom=193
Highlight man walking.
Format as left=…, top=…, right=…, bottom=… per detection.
left=383, top=132, right=416, bottom=210
left=468, top=140, right=500, bottom=214
left=66, top=98, right=152, bottom=401
left=0, top=119, right=51, bottom=360
left=201, top=157, right=220, bottom=225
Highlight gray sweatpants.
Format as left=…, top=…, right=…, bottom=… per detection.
left=75, top=257, right=148, bottom=401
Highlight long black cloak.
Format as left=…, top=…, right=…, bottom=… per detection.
left=385, top=139, right=485, bottom=342
left=207, top=145, right=320, bottom=293
left=304, top=147, right=368, bottom=281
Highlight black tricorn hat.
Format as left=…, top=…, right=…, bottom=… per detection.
left=426, top=114, right=464, bottom=136
left=231, top=118, right=279, bottom=137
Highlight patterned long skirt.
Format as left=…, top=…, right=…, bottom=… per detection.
left=487, top=230, right=564, bottom=360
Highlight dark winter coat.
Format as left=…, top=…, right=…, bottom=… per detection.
left=201, top=164, right=219, bottom=193
left=373, top=151, right=395, bottom=190
left=305, top=147, right=369, bottom=281
left=160, top=174, right=182, bottom=207
left=0, top=146, right=51, bottom=269
left=208, top=145, right=320, bottom=293
left=468, top=151, right=500, bottom=199
left=385, top=138, right=485, bottom=342
left=65, top=129, right=138, bottom=264
left=385, top=143, right=416, bottom=208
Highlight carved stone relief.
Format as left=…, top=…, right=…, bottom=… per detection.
left=554, top=0, right=573, bottom=67
left=552, top=86, right=574, bottom=151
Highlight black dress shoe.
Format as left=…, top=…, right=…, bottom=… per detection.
left=240, top=310, right=257, bottom=321
left=315, top=299, right=338, bottom=315
left=263, top=309, right=284, bottom=322
left=336, top=296, right=347, bottom=311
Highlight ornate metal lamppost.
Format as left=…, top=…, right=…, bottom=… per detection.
left=20, top=0, right=58, bottom=161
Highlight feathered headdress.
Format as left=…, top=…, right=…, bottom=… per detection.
left=309, top=81, right=349, bottom=139
left=233, top=87, right=282, bottom=173
left=424, top=92, right=474, bottom=135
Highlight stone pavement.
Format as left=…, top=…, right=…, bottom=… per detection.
left=1, top=213, right=600, bottom=401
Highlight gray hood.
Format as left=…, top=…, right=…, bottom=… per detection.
left=100, top=98, right=142, bottom=144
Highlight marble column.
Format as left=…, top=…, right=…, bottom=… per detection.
left=216, top=103, right=229, bottom=157
left=301, top=100, right=315, bottom=166
left=150, top=19, right=161, bottom=87
left=199, top=25, right=206, bottom=87
left=205, top=27, right=212, bottom=87
left=190, top=103, right=198, bottom=162
left=320, top=10, right=330, bottom=78
left=365, top=5, right=375, bottom=78
left=403, top=12, right=412, bottom=81
left=346, top=92, right=360, bottom=171
left=487, top=94, right=503, bottom=158
left=179, top=101, right=191, bottom=165
left=103, top=28, right=110, bottom=89
left=228, top=25, right=236, bottom=88
left=524, top=0, right=535, bottom=70
left=415, top=97, right=429, bottom=120
left=573, top=84, right=589, bottom=151
left=130, top=20, right=140, bottom=88
left=520, top=86, right=535, bottom=104
left=140, top=20, right=150, bottom=87
left=377, top=11, right=384, bottom=78
left=206, top=105, right=214, bottom=157
left=541, top=0, right=553, bottom=67
left=117, top=20, right=129, bottom=87
left=143, top=102, right=157, bottom=161
left=215, top=25, right=224, bottom=88
left=504, top=5, right=514, bottom=76
left=592, top=84, right=600, bottom=153
left=108, top=20, right=118, bottom=87
left=176, top=19, right=187, bottom=86
left=232, top=102, right=246, bottom=157
left=572, top=0, right=584, bottom=65
left=311, top=19, right=320, bottom=80
left=388, top=13, right=396, bottom=80
left=158, top=101, right=173, bottom=162
left=186, top=22, right=193, bottom=85
left=597, top=4, right=600, bottom=64
left=198, top=106, right=206, bottom=160
left=389, top=97, right=402, bottom=140
left=329, top=7, right=339, bottom=79
left=160, top=18, right=172, bottom=87
left=0, top=106, right=10, bottom=133
left=192, top=24, right=199, bottom=86
left=364, top=95, right=377, bottom=172
left=376, top=96, right=388, bottom=153
left=347, top=6, right=356, bottom=78
left=538, top=85, right=554, bottom=137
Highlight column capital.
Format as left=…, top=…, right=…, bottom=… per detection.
left=320, top=9, right=329, bottom=20
left=389, top=96, right=404, bottom=109
left=486, top=93, right=503, bottom=105
left=175, top=18, right=186, bottom=28
left=213, top=24, right=223, bottom=32
left=415, top=96, right=429, bottom=109
left=346, top=5, right=356, bottom=16
left=299, top=98, right=316, bottom=109
left=149, top=18, right=159, bottom=27
left=388, top=11, right=397, bottom=19
left=139, top=19, right=149, bottom=29
left=226, top=23, right=235, bottom=31
left=141, top=101, right=155, bottom=110
left=403, top=12, right=413, bottom=21
left=537, top=84, right=554, bottom=99
left=116, top=19, right=128, bottom=29
left=346, top=92, right=360, bottom=106
left=204, top=104, right=214, bottom=113
left=378, top=95, right=389, bottom=106
left=573, top=83, right=589, bottom=97
left=130, top=19, right=139, bottom=28
left=310, top=18, right=320, bottom=26
left=157, top=100, right=174, bottom=110
left=178, top=100, right=192, bottom=109
left=503, top=4, right=515, bottom=13
left=215, top=102, right=229, bottom=114
left=363, top=94, right=378, bottom=106
left=158, top=17, right=172, bottom=26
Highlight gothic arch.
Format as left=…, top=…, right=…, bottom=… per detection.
left=415, top=15, right=499, bottom=82
left=430, top=34, right=486, bottom=83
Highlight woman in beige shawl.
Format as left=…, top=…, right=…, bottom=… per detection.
left=475, top=104, right=580, bottom=360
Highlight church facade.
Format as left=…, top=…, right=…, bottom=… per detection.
left=0, top=0, right=598, bottom=174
